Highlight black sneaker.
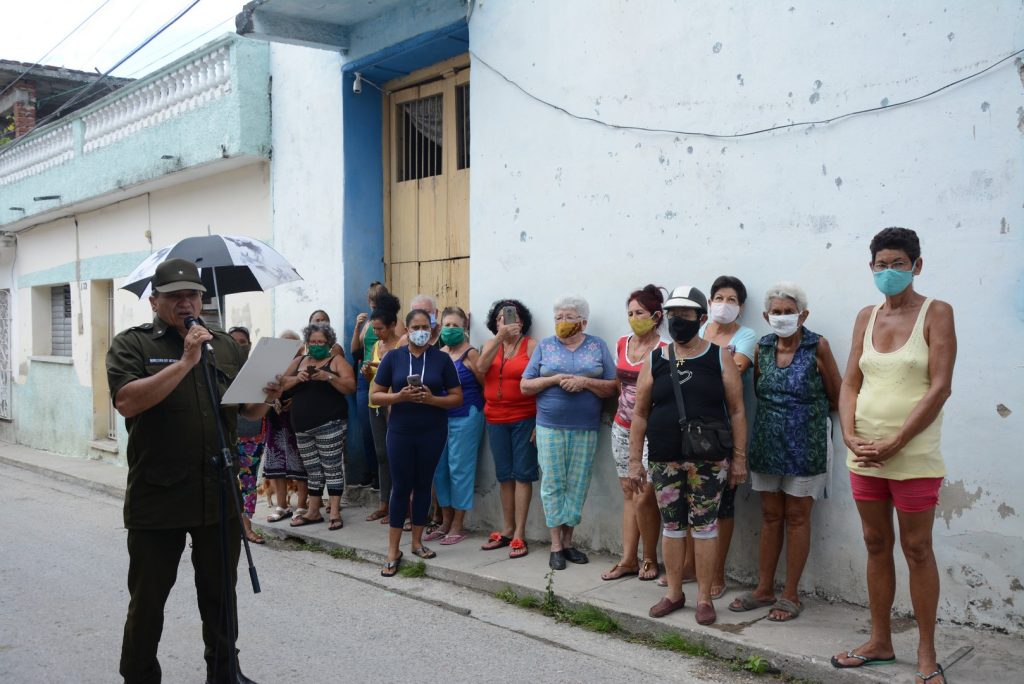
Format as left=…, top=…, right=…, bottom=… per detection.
left=549, top=550, right=566, bottom=570
left=562, top=547, right=589, bottom=564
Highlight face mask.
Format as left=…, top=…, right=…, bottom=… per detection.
left=629, top=317, right=657, bottom=336
left=409, top=329, right=431, bottom=347
left=768, top=314, right=801, bottom=338
left=428, top=312, right=437, bottom=328
left=555, top=321, right=583, bottom=339
left=668, top=316, right=700, bottom=344
left=440, top=327, right=465, bottom=346
left=873, top=267, right=914, bottom=296
left=710, top=302, right=740, bottom=325
left=307, top=344, right=330, bottom=360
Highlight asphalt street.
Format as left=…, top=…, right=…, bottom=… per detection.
left=0, top=463, right=762, bottom=683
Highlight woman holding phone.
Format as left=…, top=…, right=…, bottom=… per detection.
left=371, top=309, right=463, bottom=576
left=478, top=299, right=539, bottom=559
left=281, top=323, right=356, bottom=530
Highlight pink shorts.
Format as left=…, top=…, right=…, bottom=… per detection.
left=849, top=471, right=943, bottom=513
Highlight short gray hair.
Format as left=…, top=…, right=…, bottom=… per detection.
left=410, top=293, right=437, bottom=312
left=553, top=295, right=589, bottom=320
left=763, top=282, right=808, bottom=312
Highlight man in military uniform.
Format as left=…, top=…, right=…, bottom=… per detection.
left=107, top=258, right=281, bottom=684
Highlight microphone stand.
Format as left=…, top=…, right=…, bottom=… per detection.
left=198, top=340, right=261, bottom=683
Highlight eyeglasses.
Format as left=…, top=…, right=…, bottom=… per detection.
left=665, top=309, right=700, bottom=320
left=872, top=259, right=913, bottom=272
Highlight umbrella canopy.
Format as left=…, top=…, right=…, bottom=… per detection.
left=121, top=235, right=302, bottom=298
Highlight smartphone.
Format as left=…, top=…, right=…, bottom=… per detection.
left=406, top=374, right=422, bottom=387
left=306, top=365, right=317, bottom=375
left=501, top=305, right=518, bottom=325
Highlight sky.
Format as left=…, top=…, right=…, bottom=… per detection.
left=2, top=0, right=243, bottom=80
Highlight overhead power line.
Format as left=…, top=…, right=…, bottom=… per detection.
left=0, top=0, right=204, bottom=157
left=0, top=0, right=115, bottom=102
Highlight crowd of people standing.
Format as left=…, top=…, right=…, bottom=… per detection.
left=230, top=227, right=953, bottom=684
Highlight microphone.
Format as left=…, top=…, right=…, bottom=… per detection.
left=184, top=316, right=215, bottom=353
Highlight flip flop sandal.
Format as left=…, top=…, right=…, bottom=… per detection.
left=423, top=528, right=448, bottom=542
left=916, top=664, right=945, bottom=682
left=481, top=532, right=512, bottom=550
left=411, top=545, right=436, bottom=559
left=830, top=650, right=897, bottom=669
left=403, top=520, right=413, bottom=532
left=638, top=558, right=660, bottom=581
left=365, top=509, right=388, bottom=522
left=380, top=551, right=403, bottom=577
left=601, top=562, right=640, bottom=581
left=292, top=507, right=308, bottom=520
left=439, top=533, right=467, bottom=545
left=266, top=507, right=293, bottom=523
left=290, top=516, right=324, bottom=527
left=328, top=518, right=344, bottom=531
left=728, top=591, right=776, bottom=612
left=509, top=538, right=528, bottom=558
left=656, top=576, right=668, bottom=587
left=710, top=585, right=727, bottom=600
left=246, top=533, right=266, bottom=545
left=767, top=598, right=802, bottom=622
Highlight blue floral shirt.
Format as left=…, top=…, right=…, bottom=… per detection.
left=522, top=334, right=616, bottom=430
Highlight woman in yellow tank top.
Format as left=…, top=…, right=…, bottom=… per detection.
left=832, top=228, right=957, bottom=684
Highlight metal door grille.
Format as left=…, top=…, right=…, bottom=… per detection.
left=51, top=284, right=72, bottom=356
left=397, top=94, right=443, bottom=182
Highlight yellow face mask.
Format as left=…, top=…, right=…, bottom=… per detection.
left=555, top=321, right=583, bottom=339
left=628, top=317, right=657, bottom=336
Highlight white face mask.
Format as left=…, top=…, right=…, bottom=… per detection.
left=408, top=329, right=431, bottom=346
left=768, top=313, right=801, bottom=338
left=710, top=302, right=740, bottom=325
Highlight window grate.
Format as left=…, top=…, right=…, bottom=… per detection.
left=456, top=84, right=470, bottom=170
left=50, top=284, right=72, bottom=356
left=397, top=94, right=443, bottom=182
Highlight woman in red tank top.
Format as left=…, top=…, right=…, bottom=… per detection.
left=478, top=299, right=538, bottom=559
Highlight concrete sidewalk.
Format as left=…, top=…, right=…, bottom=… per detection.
left=3, top=441, right=1017, bottom=683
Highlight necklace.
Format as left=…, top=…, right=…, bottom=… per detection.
left=626, top=333, right=659, bottom=365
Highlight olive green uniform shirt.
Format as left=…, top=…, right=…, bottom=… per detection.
left=107, top=316, right=244, bottom=529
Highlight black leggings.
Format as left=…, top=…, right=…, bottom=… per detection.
left=386, top=427, right=447, bottom=529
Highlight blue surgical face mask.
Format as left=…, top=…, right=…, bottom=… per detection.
left=428, top=312, right=437, bottom=328
left=409, top=329, right=431, bottom=347
left=873, top=267, right=914, bottom=296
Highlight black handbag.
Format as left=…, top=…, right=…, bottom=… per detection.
left=667, top=344, right=734, bottom=461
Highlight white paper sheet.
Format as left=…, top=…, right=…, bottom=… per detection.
left=221, top=337, right=302, bottom=404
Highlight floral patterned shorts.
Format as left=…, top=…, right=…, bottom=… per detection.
left=648, top=459, right=729, bottom=539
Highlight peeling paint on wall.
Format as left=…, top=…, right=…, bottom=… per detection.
left=936, top=480, right=984, bottom=527
left=997, top=502, right=1016, bottom=518
left=996, top=403, right=1012, bottom=416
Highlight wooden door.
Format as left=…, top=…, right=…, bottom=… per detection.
left=384, top=56, right=470, bottom=313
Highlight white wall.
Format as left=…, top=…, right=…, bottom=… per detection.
left=269, top=43, right=346, bottom=334
left=467, top=1, right=1024, bottom=630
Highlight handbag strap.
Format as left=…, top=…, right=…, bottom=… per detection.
left=667, top=344, right=688, bottom=426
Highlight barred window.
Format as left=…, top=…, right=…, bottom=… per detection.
left=50, top=284, right=72, bottom=356
left=397, top=94, right=443, bottom=181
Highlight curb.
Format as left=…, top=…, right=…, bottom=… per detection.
left=255, top=520, right=888, bottom=684
left=0, top=453, right=127, bottom=500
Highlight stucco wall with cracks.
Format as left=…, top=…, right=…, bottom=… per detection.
left=465, top=1, right=1024, bottom=630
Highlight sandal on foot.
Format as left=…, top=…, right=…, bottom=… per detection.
left=656, top=575, right=668, bottom=587
left=245, top=532, right=266, bottom=545
left=916, top=664, right=945, bottom=683
left=695, top=601, right=717, bottom=626
left=601, top=562, right=640, bottom=581
left=710, top=584, right=727, bottom=600
left=411, top=545, right=436, bottom=559
left=290, top=515, right=324, bottom=527
left=649, top=595, right=686, bottom=618
left=638, top=558, right=660, bottom=581
left=440, top=533, right=466, bottom=545
left=266, top=506, right=293, bottom=523
left=728, top=591, right=776, bottom=612
left=509, top=538, right=528, bottom=559
left=402, top=520, right=413, bottom=532
left=481, top=532, right=512, bottom=550
left=830, top=650, right=897, bottom=669
left=365, top=509, right=388, bottom=522
left=292, top=507, right=308, bottom=520
left=423, top=527, right=448, bottom=542
left=380, top=551, right=403, bottom=577
left=328, top=518, right=344, bottom=531
left=767, top=598, right=802, bottom=622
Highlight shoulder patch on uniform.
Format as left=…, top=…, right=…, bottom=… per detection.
left=129, top=323, right=154, bottom=331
